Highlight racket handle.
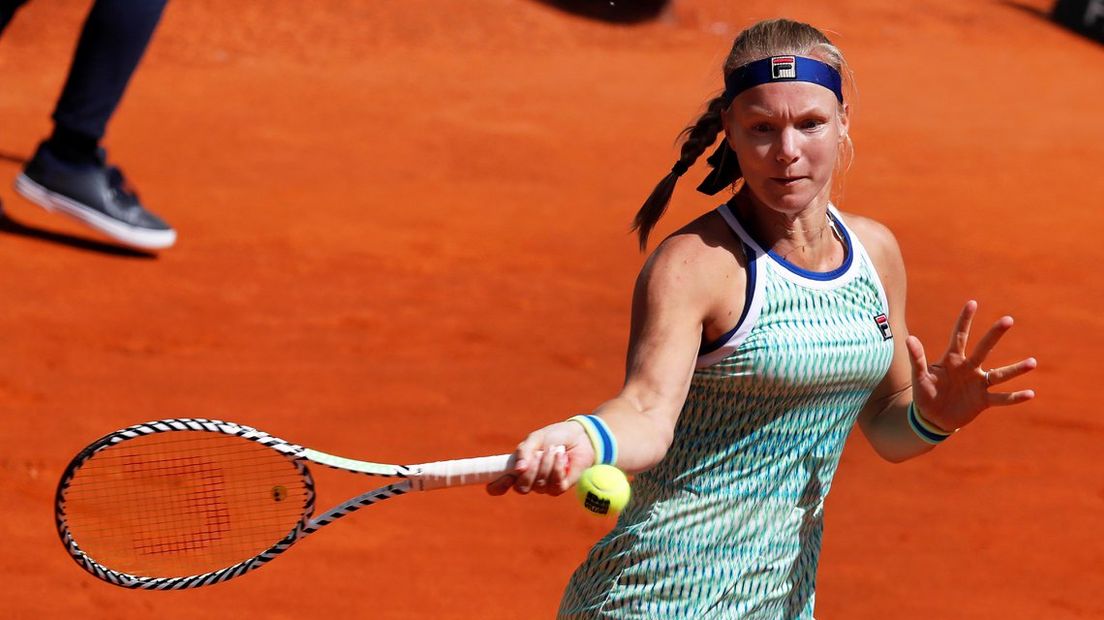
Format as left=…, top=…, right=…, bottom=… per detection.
left=413, top=453, right=516, bottom=491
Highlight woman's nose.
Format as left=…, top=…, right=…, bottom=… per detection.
left=775, top=127, right=800, bottom=164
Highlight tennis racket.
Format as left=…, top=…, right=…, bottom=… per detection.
left=55, top=418, right=515, bottom=590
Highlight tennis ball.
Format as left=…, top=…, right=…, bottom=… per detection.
left=576, top=464, right=631, bottom=516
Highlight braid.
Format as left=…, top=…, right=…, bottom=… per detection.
left=631, top=96, right=729, bottom=251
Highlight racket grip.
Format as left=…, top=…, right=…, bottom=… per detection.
left=413, top=453, right=516, bottom=491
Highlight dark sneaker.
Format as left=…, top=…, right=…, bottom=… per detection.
left=14, top=143, right=176, bottom=250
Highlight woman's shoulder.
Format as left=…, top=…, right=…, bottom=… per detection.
left=631, top=210, right=749, bottom=329
left=835, top=210, right=905, bottom=277
left=837, top=211, right=900, bottom=258
left=638, top=210, right=748, bottom=296
left=650, top=210, right=747, bottom=271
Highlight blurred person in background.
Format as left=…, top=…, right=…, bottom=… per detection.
left=0, top=0, right=175, bottom=251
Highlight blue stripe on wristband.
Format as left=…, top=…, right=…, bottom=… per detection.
left=907, top=402, right=953, bottom=445
left=583, top=415, right=617, bottom=465
left=567, top=414, right=618, bottom=466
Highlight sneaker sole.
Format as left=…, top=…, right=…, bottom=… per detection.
left=14, top=173, right=177, bottom=251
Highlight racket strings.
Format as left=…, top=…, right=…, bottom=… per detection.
left=113, top=453, right=228, bottom=555
left=61, top=431, right=310, bottom=578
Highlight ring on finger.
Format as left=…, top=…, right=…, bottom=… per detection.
left=984, top=369, right=992, bottom=387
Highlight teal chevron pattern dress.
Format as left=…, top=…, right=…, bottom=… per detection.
left=558, top=203, right=895, bottom=619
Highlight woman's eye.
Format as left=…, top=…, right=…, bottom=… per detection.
left=800, top=119, right=826, bottom=131
left=751, top=123, right=773, bottom=133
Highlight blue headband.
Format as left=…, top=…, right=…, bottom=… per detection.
left=723, top=56, right=843, bottom=104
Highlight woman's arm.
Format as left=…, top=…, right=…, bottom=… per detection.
left=487, top=230, right=744, bottom=495
left=850, top=216, right=930, bottom=462
left=850, top=216, right=1037, bottom=462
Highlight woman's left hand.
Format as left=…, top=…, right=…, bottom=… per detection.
left=905, top=300, right=1037, bottom=432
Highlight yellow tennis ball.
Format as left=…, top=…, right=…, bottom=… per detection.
left=576, top=464, right=631, bottom=516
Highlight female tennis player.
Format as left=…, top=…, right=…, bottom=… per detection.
left=487, top=18, right=1037, bottom=618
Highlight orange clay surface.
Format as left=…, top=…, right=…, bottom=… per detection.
left=0, top=1, right=1101, bottom=618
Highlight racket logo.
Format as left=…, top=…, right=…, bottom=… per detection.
left=122, top=454, right=231, bottom=555
left=874, top=313, right=893, bottom=341
left=272, top=485, right=288, bottom=502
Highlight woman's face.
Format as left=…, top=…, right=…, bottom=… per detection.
left=723, top=81, right=848, bottom=215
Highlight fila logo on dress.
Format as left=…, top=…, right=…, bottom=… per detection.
left=874, top=314, right=893, bottom=341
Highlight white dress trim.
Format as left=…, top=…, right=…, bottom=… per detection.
left=695, top=205, right=766, bottom=369
left=695, top=203, right=889, bottom=369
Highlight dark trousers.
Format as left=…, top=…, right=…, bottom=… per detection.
left=0, top=0, right=169, bottom=140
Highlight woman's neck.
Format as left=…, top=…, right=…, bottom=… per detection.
left=732, top=189, right=844, bottom=270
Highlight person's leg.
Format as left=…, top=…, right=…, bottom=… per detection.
left=49, top=0, right=169, bottom=164
left=15, top=0, right=175, bottom=251
left=0, top=0, right=31, bottom=218
left=0, top=0, right=31, bottom=37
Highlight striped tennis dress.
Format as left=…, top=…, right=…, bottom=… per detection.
left=559, top=203, right=895, bottom=619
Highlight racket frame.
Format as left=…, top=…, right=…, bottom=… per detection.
left=55, top=418, right=427, bottom=590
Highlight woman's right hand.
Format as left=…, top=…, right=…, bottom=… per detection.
left=486, top=421, right=594, bottom=497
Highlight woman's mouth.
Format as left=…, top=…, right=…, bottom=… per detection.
left=770, top=176, right=806, bottom=186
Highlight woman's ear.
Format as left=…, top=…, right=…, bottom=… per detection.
left=719, top=106, right=736, bottom=148
left=838, top=102, right=851, bottom=141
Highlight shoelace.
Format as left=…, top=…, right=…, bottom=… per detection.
left=107, top=167, right=141, bottom=205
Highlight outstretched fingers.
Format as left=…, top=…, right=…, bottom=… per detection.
left=984, top=356, right=1037, bottom=407
left=987, top=388, right=1036, bottom=407
left=968, top=315, right=1014, bottom=367
left=906, top=335, right=930, bottom=380
left=945, top=300, right=978, bottom=358
left=984, top=357, right=1038, bottom=388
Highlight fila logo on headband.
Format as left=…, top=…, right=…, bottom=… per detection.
left=874, top=313, right=893, bottom=341
left=771, top=56, right=797, bottom=79
left=723, top=55, right=844, bottom=104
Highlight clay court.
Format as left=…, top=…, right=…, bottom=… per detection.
left=0, top=0, right=1100, bottom=617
